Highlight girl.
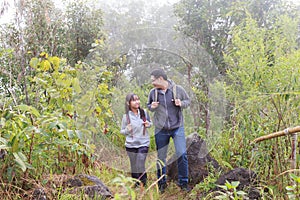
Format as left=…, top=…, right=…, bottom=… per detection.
left=120, top=93, right=152, bottom=187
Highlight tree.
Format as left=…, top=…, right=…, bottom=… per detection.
left=224, top=13, right=300, bottom=193
left=64, top=0, right=105, bottom=65
left=172, top=0, right=300, bottom=135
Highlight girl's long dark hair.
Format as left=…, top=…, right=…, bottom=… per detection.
left=125, top=93, right=146, bottom=121
left=125, top=93, right=135, bottom=114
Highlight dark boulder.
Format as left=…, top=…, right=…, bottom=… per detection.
left=0, top=149, right=6, bottom=159
left=166, top=132, right=221, bottom=186
left=66, top=174, right=113, bottom=199
left=32, top=188, right=47, bottom=200
left=215, top=167, right=260, bottom=199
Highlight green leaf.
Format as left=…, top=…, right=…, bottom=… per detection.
left=289, top=173, right=300, bottom=183
left=55, top=139, right=69, bottom=146
left=13, top=152, right=27, bottom=172
left=286, top=185, right=295, bottom=191
left=75, top=130, right=83, bottom=139
left=217, top=184, right=228, bottom=190
left=67, top=130, right=75, bottom=139
left=231, top=181, right=240, bottom=188
left=289, top=173, right=298, bottom=180
left=35, top=77, right=48, bottom=85
left=0, top=137, right=8, bottom=145
left=49, top=56, right=60, bottom=71
left=114, top=193, right=121, bottom=200
left=72, top=78, right=81, bottom=93
left=57, top=98, right=63, bottom=107
left=49, top=121, right=59, bottom=129
left=41, top=60, right=51, bottom=71
left=16, top=104, right=40, bottom=117
left=0, top=145, right=10, bottom=150
left=29, top=57, right=39, bottom=69
left=236, top=191, right=247, bottom=195
left=215, top=194, right=228, bottom=200
left=224, top=181, right=232, bottom=189
left=24, top=126, right=39, bottom=133
left=11, top=135, right=19, bottom=153
left=129, top=188, right=136, bottom=199
left=0, top=117, right=5, bottom=127
left=112, top=177, right=122, bottom=183
left=221, top=160, right=234, bottom=170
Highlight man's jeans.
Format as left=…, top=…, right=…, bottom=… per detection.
left=155, top=126, right=189, bottom=186
left=126, top=146, right=149, bottom=185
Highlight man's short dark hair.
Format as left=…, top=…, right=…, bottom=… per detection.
left=150, top=68, right=168, bottom=80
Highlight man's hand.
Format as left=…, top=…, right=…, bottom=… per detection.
left=151, top=101, right=159, bottom=109
left=174, top=99, right=181, bottom=107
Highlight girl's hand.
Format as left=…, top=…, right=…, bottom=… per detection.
left=143, top=121, right=151, bottom=128
left=126, top=124, right=132, bottom=133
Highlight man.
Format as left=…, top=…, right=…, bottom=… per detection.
left=147, top=68, right=191, bottom=193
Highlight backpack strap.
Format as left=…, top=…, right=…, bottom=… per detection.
left=154, top=85, right=176, bottom=101
left=173, top=84, right=177, bottom=100
left=126, top=113, right=130, bottom=124
left=126, top=113, right=133, bottom=136
left=139, top=108, right=147, bottom=135
left=154, top=88, right=158, bottom=102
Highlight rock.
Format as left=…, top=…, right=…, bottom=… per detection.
left=66, top=176, right=83, bottom=187
left=32, top=188, right=47, bottom=200
left=166, top=132, right=221, bottom=186
left=66, top=174, right=112, bottom=199
left=0, top=149, right=6, bottom=159
left=216, top=167, right=258, bottom=188
left=83, top=185, right=112, bottom=199
left=215, top=167, right=260, bottom=199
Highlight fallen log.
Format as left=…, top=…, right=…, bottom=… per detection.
left=252, top=126, right=300, bottom=144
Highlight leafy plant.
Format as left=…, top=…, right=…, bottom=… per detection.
left=286, top=173, right=300, bottom=199
left=0, top=51, right=115, bottom=198
left=215, top=181, right=247, bottom=200
left=223, top=7, right=300, bottom=196
left=189, top=170, right=219, bottom=200
left=112, top=174, right=137, bottom=200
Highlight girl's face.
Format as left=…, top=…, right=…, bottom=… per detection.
left=129, top=95, right=140, bottom=110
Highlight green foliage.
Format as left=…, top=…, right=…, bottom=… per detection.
left=188, top=170, right=220, bottom=200
left=0, top=52, right=114, bottom=197
left=174, top=0, right=298, bottom=75
left=286, top=173, right=300, bottom=199
left=65, top=0, right=105, bottom=65
left=112, top=174, right=137, bottom=200
left=215, top=181, right=247, bottom=200
left=223, top=8, right=300, bottom=197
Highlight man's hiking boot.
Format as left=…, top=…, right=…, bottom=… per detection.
left=180, top=184, right=192, bottom=192
left=158, top=182, right=167, bottom=193
left=134, top=181, right=140, bottom=188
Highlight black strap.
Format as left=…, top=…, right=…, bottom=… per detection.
left=126, top=113, right=133, bottom=135
left=139, top=108, right=146, bottom=135
left=154, top=89, right=158, bottom=102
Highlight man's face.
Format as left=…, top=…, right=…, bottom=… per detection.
left=151, top=75, right=161, bottom=88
